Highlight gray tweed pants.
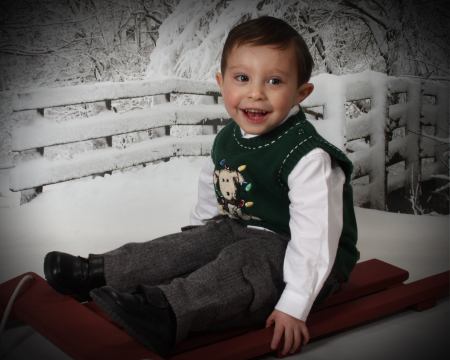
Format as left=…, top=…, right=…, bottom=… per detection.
left=100, top=215, right=341, bottom=343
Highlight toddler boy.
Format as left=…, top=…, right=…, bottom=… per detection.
left=44, top=15, right=359, bottom=357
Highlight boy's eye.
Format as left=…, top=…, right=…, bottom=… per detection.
left=268, top=78, right=282, bottom=85
left=235, top=74, right=249, bottom=82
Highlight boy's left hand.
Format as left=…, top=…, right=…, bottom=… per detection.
left=265, top=309, right=310, bottom=356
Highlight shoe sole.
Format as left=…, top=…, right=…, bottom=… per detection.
left=90, top=288, right=170, bottom=356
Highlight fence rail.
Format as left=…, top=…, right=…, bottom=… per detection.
left=12, top=78, right=220, bottom=111
left=8, top=71, right=449, bottom=208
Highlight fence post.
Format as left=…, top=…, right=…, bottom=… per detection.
left=368, top=72, right=387, bottom=210
left=165, top=93, right=171, bottom=136
left=20, top=108, right=45, bottom=204
left=213, top=94, right=219, bottom=133
left=434, top=82, right=449, bottom=174
left=105, top=99, right=113, bottom=147
left=405, top=79, right=421, bottom=193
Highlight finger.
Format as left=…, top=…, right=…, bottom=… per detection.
left=292, top=327, right=301, bottom=353
left=301, top=325, right=311, bottom=345
left=265, top=316, right=274, bottom=328
left=282, top=327, right=293, bottom=355
left=271, top=323, right=283, bottom=350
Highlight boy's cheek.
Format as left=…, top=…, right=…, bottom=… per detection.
left=222, top=95, right=240, bottom=112
left=222, top=101, right=238, bottom=118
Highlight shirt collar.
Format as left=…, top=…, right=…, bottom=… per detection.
left=240, top=105, right=301, bottom=138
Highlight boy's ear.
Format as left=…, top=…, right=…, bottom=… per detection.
left=215, top=71, right=224, bottom=93
left=296, top=82, right=314, bottom=104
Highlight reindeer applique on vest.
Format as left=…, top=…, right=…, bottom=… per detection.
left=213, top=159, right=261, bottom=221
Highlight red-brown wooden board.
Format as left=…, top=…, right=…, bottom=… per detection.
left=168, top=271, right=449, bottom=360
left=0, top=272, right=163, bottom=360
left=171, top=258, right=409, bottom=353
left=1, top=259, right=448, bottom=360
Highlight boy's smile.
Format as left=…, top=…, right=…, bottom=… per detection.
left=216, top=44, right=313, bottom=136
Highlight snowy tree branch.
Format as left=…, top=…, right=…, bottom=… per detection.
left=341, top=0, right=387, bottom=29
left=0, top=48, right=55, bottom=56
left=407, top=129, right=450, bottom=144
left=1, top=17, right=95, bottom=29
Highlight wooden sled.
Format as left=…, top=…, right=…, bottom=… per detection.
left=0, top=259, right=448, bottom=360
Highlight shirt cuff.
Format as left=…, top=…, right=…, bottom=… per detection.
left=274, top=286, right=314, bottom=321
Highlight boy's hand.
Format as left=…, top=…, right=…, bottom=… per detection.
left=265, top=309, right=310, bottom=356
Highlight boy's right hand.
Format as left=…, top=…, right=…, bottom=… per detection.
left=265, top=309, right=310, bottom=356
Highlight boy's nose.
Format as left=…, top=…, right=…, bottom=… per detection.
left=247, top=82, right=266, bottom=100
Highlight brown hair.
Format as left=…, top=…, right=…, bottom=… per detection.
left=220, top=16, right=314, bottom=86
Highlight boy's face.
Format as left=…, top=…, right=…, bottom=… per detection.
left=216, top=43, right=313, bottom=136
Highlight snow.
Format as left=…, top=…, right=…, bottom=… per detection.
left=303, top=73, right=346, bottom=150
left=12, top=104, right=228, bottom=151
left=386, top=75, right=449, bottom=186
left=344, top=71, right=377, bottom=102
left=0, top=155, right=448, bottom=360
left=10, top=70, right=448, bottom=211
left=346, top=139, right=370, bottom=153
left=387, top=136, right=406, bottom=163
left=402, top=78, right=421, bottom=189
left=422, top=103, right=438, bottom=124
left=388, top=103, right=408, bottom=126
left=304, top=70, right=448, bottom=209
left=348, top=150, right=370, bottom=180
left=387, top=166, right=406, bottom=192
left=2, top=154, right=448, bottom=283
left=346, top=112, right=371, bottom=140
left=12, top=78, right=219, bottom=111
left=355, top=71, right=387, bottom=209
left=426, top=80, right=449, bottom=176
left=10, top=135, right=215, bottom=191
left=144, top=0, right=270, bottom=81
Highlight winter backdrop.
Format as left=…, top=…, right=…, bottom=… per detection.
left=1, top=0, right=449, bottom=212
left=0, top=1, right=449, bottom=359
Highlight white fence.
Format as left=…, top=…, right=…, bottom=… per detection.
left=8, top=71, right=449, bottom=208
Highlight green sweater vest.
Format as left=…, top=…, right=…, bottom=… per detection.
left=211, top=109, right=360, bottom=281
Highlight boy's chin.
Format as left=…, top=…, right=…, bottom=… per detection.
left=239, top=123, right=275, bottom=136
left=235, top=112, right=289, bottom=136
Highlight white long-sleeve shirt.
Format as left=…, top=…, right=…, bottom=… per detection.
left=189, top=107, right=345, bottom=321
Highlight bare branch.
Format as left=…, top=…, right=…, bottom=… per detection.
left=0, top=47, right=54, bottom=56
left=407, top=129, right=450, bottom=144
left=341, top=0, right=387, bottom=29
left=1, top=16, right=95, bottom=29
left=144, top=14, right=163, bottom=25
left=369, top=0, right=388, bottom=16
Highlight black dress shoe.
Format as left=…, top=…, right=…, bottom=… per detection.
left=44, top=251, right=105, bottom=302
left=90, top=285, right=176, bottom=356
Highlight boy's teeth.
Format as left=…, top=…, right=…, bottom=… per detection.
left=245, top=109, right=267, bottom=114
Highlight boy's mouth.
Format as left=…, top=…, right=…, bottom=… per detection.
left=241, top=108, right=270, bottom=124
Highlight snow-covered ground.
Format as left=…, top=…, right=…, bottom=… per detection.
left=0, top=156, right=448, bottom=359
